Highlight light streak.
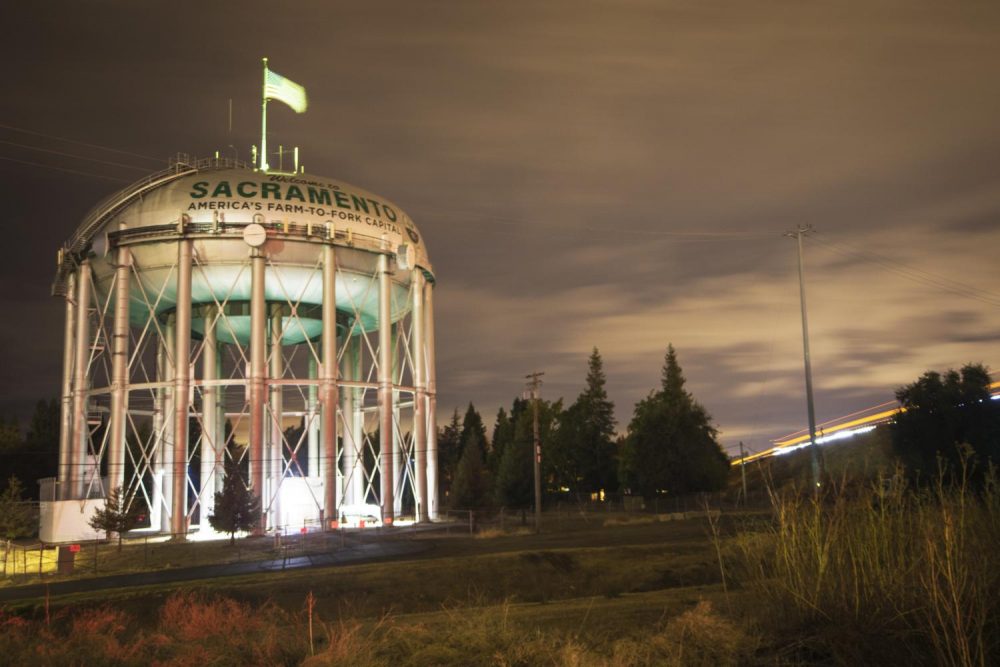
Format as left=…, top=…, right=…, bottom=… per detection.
left=732, top=380, right=999, bottom=466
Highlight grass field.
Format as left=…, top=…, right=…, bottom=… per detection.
left=9, top=514, right=729, bottom=613
left=3, top=452, right=997, bottom=666
left=1, top=515, right=758, bottom=666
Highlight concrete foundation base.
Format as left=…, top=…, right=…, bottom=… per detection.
left=39, top=499, right=104, bottom=543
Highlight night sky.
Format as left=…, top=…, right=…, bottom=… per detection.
left=3, top=1, right=999, bottom=456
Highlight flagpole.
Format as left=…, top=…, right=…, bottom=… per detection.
left=260, top=57, right=269, bottom=172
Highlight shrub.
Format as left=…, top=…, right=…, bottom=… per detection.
left=605, top=600, right=753, bottom=667
left=152, top=592, right=307, bottom=665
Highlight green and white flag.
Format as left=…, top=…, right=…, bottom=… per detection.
left=264, top=67, right=308, bottom=113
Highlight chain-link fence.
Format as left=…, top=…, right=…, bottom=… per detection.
left=1, top=518, right=395, bottom=582
left=440, top=488, right=774, bottom=534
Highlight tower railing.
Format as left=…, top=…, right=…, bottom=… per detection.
left=52, top=156, right=253, bottom=297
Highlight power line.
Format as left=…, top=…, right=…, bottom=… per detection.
left=0, top=122, right=162, bottom=163
left=811, top=232, right=1000, bottom=307
left=812, top=230, right=1000, bottom=301
left=0, top=139, right=151, bottom=172
left=816, top=234, right=1000, bottom=299
left=0, top=156, right=131, bottom=183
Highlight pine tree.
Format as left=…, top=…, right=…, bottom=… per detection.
left=209, top=456, right=262, bottom=544
left=0, top=400, right=61, bottom=499
left=437, top=409, right=463, bottom=500
left=0, top=417, right=20, bottom=455
left=488, top=407, right=513, bottom=475
left=450, top=440, right=490, bottom=510
left=88, top=486, right=143, bottom=550
left=496, top=397, right=563, bottom=508
left=558, top=348, right=617, bottom=494
left=460, top=403, right=488, bottom=458
left=620, top=345, right=728, bottom=500
left=0, top=476, right=34, bottom=541
left=26, top=399, right=59, bottom=459
left=495, top=423, right=534, bottom=511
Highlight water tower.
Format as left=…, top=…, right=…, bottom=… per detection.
left=41, top=156, right=438, bottom=541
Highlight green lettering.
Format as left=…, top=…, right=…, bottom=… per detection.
left=286, top=185, right=305, bottom=202
left=307, top=187, right=331, bottom=206
left=383, top=205, right=398, bottom=222
left=366, top=199, right=383, bottom=216
left=190, top=181, right=209, bottom=199
left=261, top=183, right=282, bottom=199
left=334, top=191, right=351, bottom=208
left=237, top=181, right=257, bottom=197
left=211, top=181, right=232, bottom=198
left=351, top=195, right=369, bottom=213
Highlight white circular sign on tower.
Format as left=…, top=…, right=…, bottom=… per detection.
left=242, top=223, right=267, bottom=247
left=396, top=243, right=416, bottom=270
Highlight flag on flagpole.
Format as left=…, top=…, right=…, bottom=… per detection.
left=264, top=67, right=308, bottom=113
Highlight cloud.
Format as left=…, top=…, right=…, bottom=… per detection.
left=2, top=0, right=1000, bottom=460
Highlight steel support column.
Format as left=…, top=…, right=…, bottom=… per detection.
left=108, top=231, right=131, bottom=492
left=391, top=325, right=402, bottom=516
left=393, top=398, right=403, bottom=515
left=351, top=338, right=365, bottom=505
left=249, top=248, right=267, bottom=534
left=171, top=239, right=192, bottom=538
left=269, top=302, right=284, bottom=530
left=378, top=252, right=394, bottom=523
left=58, top=273, right=76, bottom=500
left=200, top=306, right=218, bottom=527
left=307, top=356, right=319, bottom=479
left=339, top=336, right=358, bottom=509
left=320, top=242, right=339, bottom=526
left=215, top=342, right=225, bottom=495
left=425, top=281, right=438, bottom=520
left=152, top=320, right=173, bottom=532
left=71, top=260, right=93, bottom=499
left=412, top=271, right=428, bottom=522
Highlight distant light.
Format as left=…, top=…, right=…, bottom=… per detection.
left=772, top=442, right=808, bottom=457
left=816, top=425, right=876, bottom=445
left=771, top=425, right=877, bottom=456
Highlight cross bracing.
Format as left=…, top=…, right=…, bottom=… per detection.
left=49, top=215, right=437, bottom=541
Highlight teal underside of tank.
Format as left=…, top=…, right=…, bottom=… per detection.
left=187, top=315, right=326, bottom=346
left=115, top=265, right=409, bottom=346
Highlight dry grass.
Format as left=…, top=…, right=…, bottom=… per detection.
left=727, top=456, right=1000, bottom=666
left=0, top=589, right=756, bottom=666
left=0, top=592, right=309, bottom=666
left=601, top=516, right=656, bottom=527
left=11, top=464, right=993, bottom=666
left=609, top=600, right=755, bottom=667
left=303, top=596, right=755, bottom=667
left=474, top=526, right=534, bottom=539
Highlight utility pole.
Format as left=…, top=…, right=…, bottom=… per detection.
left=785, top=225, right=824, bottom=491
left=525, top=371, right=544, bottom=532
left=738, top=441, right=748, bottom=505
